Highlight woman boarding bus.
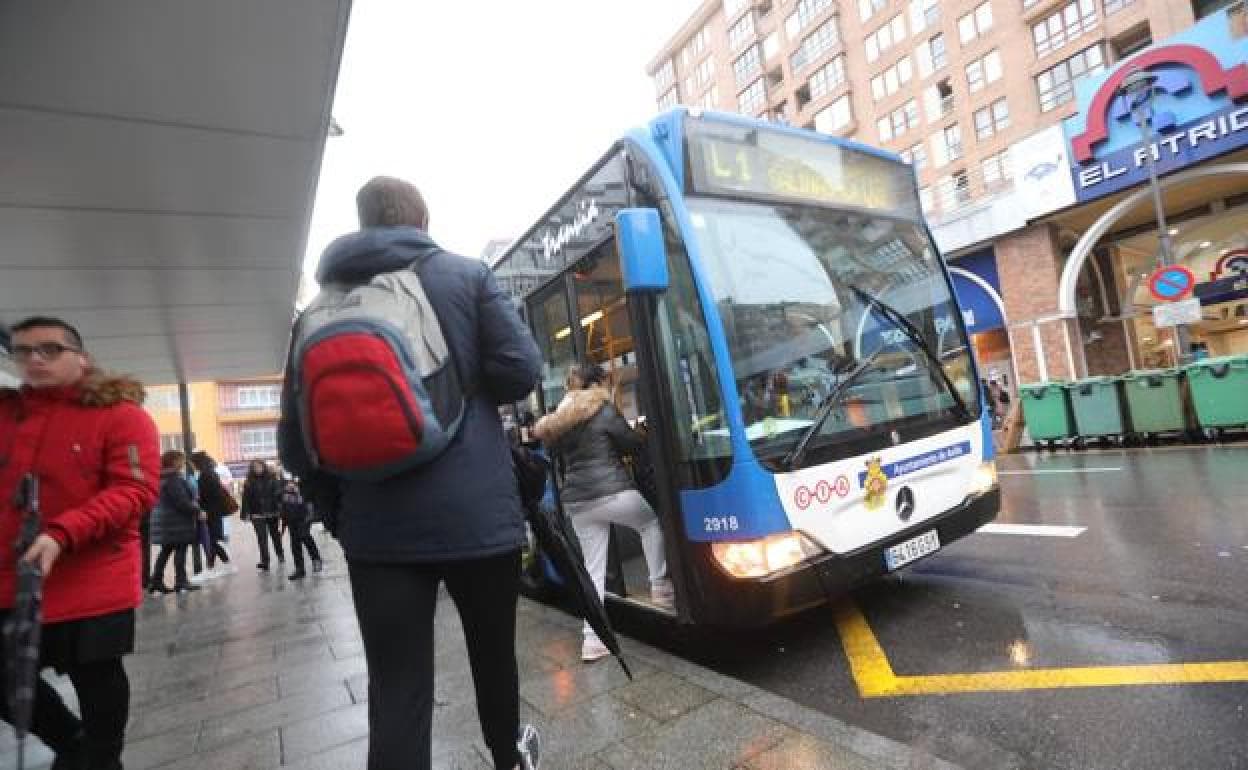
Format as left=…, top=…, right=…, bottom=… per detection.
left=496, top=109, right=1000, bottom=628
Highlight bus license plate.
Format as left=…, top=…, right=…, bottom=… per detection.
left=884, top=530, right=941, bottom=571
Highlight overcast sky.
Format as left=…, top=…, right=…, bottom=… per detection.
left=302, top=0, right=702, bottom=281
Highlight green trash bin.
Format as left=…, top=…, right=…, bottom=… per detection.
left=1068, top=376, right=1130, bottom=439
left=1121, top=369, right=1187, bottom=437
left=1019, top=382, right=1074, bottom=445
left=1183, top=354, right=1248, bottom=430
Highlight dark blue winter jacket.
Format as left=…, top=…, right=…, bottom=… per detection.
left=278, top=227, right=541, bottom=562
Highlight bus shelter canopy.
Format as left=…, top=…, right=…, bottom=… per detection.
left=0, top=0, right=350, bottom=385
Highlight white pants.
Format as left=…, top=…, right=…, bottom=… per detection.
left=566, top=489, right=669, bottom=639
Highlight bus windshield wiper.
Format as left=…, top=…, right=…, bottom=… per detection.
left=846, top=284, right=972, bottom=422
left=781, top=346, right=885, bottom=472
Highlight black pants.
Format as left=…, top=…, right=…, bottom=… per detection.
left=252, top=517, right=284, bottom=565
left=348, top=550, right=521, bottom=770
left=150, top=544, right=189, bottom=587
left=205, top=536, right=230, bottom=569
left=289, top=524, right=321, bottom=572
left=0, top=616, right=131, bottom=770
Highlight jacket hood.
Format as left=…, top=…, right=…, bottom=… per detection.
left=315, top=226, right=441, bottom=284
left=533, top=385, right=611, bottom=443
left=0, top=370, right=146, bottom=407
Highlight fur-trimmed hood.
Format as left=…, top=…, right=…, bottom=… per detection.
left=0, top=370, right=146, bottom=407
left=533, top=385, right=611, bottom=443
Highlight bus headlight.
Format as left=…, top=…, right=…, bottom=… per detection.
left=711, top=531, right=825, bottom=579
left=970, top=461, right=998, bottom=497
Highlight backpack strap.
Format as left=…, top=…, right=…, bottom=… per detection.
left=405, top=255, right=480, bottom=400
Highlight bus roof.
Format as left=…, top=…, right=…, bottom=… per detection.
left=492, top=109, right=916, bottom=292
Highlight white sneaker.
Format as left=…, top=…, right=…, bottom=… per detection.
left=581, top=637, right=611, bottom=663
left=517, top=724, right=541, bottom=770
left=188, top=572, right=209, bottom=585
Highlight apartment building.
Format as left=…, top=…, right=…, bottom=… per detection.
left=649, top=0, right=1248, bottom=385
left=145, top=376, right=284, bottom=478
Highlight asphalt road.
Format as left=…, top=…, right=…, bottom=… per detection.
left=692, top=445, right=1248, bottom=769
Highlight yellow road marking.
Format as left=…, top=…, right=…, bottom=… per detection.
left=833, top=601, right=1248, bottom=697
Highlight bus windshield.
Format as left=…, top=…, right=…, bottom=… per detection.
left=686, top=197, right=981, bottom=469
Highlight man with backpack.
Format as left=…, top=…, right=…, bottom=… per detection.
left=278, top=177, right=543, bottom=770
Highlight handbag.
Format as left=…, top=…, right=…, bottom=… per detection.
left=222, top=488, right=240, bottom=516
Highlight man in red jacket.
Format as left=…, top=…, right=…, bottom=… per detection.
left=0, top=316, right=160, bottom=770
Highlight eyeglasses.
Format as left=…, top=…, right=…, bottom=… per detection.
left=8, top=343, right=82, bottom=362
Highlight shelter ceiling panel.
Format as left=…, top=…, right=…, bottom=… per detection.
left=0, top=0, right=347, bottom=140
left=0, top=208, right=302, bottom=270
left=0, top=268, right=294, bottom=314
left=0, top=108, right=317, bottom=218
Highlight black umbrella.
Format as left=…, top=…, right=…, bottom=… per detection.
left=512, top=446, right=633, bottom=680
left=4, top=473, right=44, bottom=770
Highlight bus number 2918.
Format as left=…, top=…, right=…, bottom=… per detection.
left=703, top=516, right=740, bottom=533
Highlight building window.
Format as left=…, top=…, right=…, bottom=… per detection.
left=1112, top=24, right=1152, bottom=58
left=871, top=56, right=914, bottom=101
left=1036, top=44, right=1106, bottom=112
left=936, top=78, right=955, bottom=116
left=859, top=0, right=887, bottom=22
left=958, top=2, right=994, bottom=44
left=687, top=57, right=715, bottom=93
left=865, top=14, right=907, bottom=63
left=973, top=97, right=1011, bottom=139
left=1104, top=0, right=1136, bottom=14
left=787, top=0, right=833, bottom=38
left=734, top=45, right=763, bottom=84
left=658, top=87, right=679, bottom=110
left=808, top=55, right=847, bottom=100
left=729, top=13, right=756, bottom=50
left=147, top=387, right=193, bottom=412
left=982, top=149, right=1014, bottom=189
left=928, top=33, right=947, bottom=70
left=879, top=99, right=920, bottom=141
left=236, top=385, right=281, bottom=410
left=684, top=26, right=709, bottom=65
left=814, top=94, right=853, bottom=133
left=943, top=123, right=963, bottom=160
left=724, top=0, right=749, bottom=18
left=738, top=78, right=767, bottom=114
left=1033, top=0, right=1098, bottom=58
left=912, top=0, right=941, bottom=30
left=700, top=84, right=720, bottom=109
left=900, top=142, right=929, bottom=171
left=239, top=426, right=278, bottom=459
left=953, top=170, right=972, bottom=204
left=160, top=433, right=195, bottom=453
left=965, top=50, right=1002, bottom=93
left=790, top=19, right=840, bottom=73
left=654, top=60, right=674, bottom=92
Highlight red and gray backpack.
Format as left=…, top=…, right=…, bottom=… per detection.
left=288, top=266, right=466, bottom=482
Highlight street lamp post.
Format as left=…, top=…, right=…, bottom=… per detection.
left=1120, top=69, right=1192, bottom=365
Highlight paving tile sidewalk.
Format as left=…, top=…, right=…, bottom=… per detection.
left=1, top=531, right=955, bottom=770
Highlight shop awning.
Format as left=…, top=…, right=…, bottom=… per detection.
left=0, top=1, right=351, bottom=385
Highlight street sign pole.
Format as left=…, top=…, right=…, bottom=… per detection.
left=1123, top=70, right=1192, bottom=365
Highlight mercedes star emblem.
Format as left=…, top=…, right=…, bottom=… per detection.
left=896, top=486, right=916, bottom=521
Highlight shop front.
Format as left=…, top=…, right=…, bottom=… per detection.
left=1053, top=9, right=1248, bottom=372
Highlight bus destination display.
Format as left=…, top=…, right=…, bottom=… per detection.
left=686, top=120, right=920, bottom=219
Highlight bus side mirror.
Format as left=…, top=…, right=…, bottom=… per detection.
left=616, top=208, right=669, bottom=294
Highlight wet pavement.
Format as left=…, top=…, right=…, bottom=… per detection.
left=691, top=445, right=1248, bottom=769
left=1, top=527, right=945, bottom=770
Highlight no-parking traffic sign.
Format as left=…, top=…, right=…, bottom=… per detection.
left=1147, top=265, right=1196, bottom=302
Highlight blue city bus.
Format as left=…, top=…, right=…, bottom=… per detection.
left=495, top=109, right=1000, bottom=627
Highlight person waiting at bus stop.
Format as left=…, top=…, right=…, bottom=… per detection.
left=0, top=315, right=160, bottom=770
left=278, top=176, right=544, bottom=770
left=534, top=362, right=674, bottom=663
